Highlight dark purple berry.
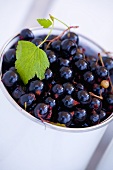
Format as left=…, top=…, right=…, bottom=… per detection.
left=75, top=83, right=84, bottom=91
left=45, top=69, right=53, bottom=80
left=73, top=53, right=84, bottom=61
left=29, top=80, right=44, bottom=95
left=61, top=39, right=77, bottom=55
left=63, top=82, right=74, bottom=94
left=59, top=58, right=70, bottom=67
left=62, top=95, right=75, bottom=108
left=2, top=70, right=19, bottom=87
left=75, top=59, right=88, bottom=71
left=89, top=98, right=102, bottom=110
left=31, top=38, right=43, bottom=48
left=99, top=110, right=106, bottom=121
left=93, top=84, right=104, bottom=95
left=46, top=50, right=57, bottom=63
left=86, top=55, right=97, bottom=63
left=77, top=90, right=91, bottom=104
left=52, top=84, right=64, bottom=97
left=19, top=28, right=34, bottom=40
left=12, top=86, right=25, bottom=99
left=73, top=109, right=87, bottom=122
left=51, top=40, right=61, bottom=52
left=3, top=49, right=16, bottom=65
left=103, top=57, right=113, bottom=70
left=83, top=71, right=94, bottom=83
left=34, top=103, right=49, bottom=118
left=90, top=111, right=100, bottom=125
left=60, top=66, right=72, bottom=80
left=57, top=111, right=72, bottom=126
left=96, top=66, right=108, bottom=78
left=61, top=31, right=79, bottom=45
left=106, top=94, right=113, bottom=105
left=18, top=93, right=36, bottom=108
left=45, top=97, right=56, bottom=107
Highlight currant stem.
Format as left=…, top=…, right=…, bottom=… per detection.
left=49, top=14, right=69, bottom=28
left=98, top=53, right=104, bottom=67
left=38, top=20, right=54, bottom=48
left=89, top=92, right=103, bottom=100
left=46, top=25, right=79, bottom=49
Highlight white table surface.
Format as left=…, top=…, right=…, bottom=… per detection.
left=0, top=0, right=113, bottom=170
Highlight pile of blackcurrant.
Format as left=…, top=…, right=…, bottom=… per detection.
left=1, top=28, right=113, bottom=128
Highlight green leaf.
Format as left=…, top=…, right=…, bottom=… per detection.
left=37, top=18, right=52, bottom=28
left=15, top=41, right=50, bottom=84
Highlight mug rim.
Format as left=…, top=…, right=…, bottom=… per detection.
left=0, top=27, right=113, bottom=133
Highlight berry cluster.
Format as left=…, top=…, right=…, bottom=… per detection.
left=1, top=28, right=113, bottom=128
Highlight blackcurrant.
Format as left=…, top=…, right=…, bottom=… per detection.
left=61, top=39, right=77, bottom=56
left=77, top=90, right=91, bottom=104
left=19, top=28, right=34, bottom=40
left=63, top=82, right=74, bottom=94
left=12, top=86, right=25, bottom=100
left=57, top=111, right=72, bottom=126
left=73, top=109, right=87, bottom=122
left=18, top=93, right=36, bottom=108
left=60, top=66, right=72, bottom=80
left=75, top=59, right=88, bottom=71
left=89, top=98, right=102, bottom=110
left=28, top=80, right=44, bottom=95
left=34, top=103, right=49, bottom=118
left=2, top=70, right=19, bottom=87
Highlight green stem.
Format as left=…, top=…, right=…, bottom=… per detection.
left=50, top=14, right=69, bottom=28
left=38, top=21, right=54, bottom=48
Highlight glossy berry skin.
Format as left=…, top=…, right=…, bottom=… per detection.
left=45, top=69, right=53, bottom=80
left=90, top=62, right=99, bottom=72
left=73, top=53, right=84, bottom=61
left=52, top=84, right=64, bottom=96
left=2, top=70, right=19, bottom=87
left=60, top=66, right=72, bottom=80
left=57, top=111, right=72, bottom=125
left=61, top=39, right=77, bottom=56
left=77, top=90, right=91, bottom=104
left=83, top=71, right=94, bottom=83
left=61, top=31, right=79, bottom=45
left=34, top=103, right=49, bottom=118
left=46, top=50, right=57, bottom=63
left=75, top=83, right=84, bottom=91
left=45, top=97, right=56, bottom=107
left=103, top=57, right=113, bottom=70
left=75, top=59, right=88, bottom=71
left=18, top=93, right=36, bottom=108
left=93, top=84, right=104, bottom=95
left=9, top=67, right=16, bottom=72
left=86, top=55, right=97, bottom=63
left=31, top=38, right=43, bottom=48
left=96, top=66, right=108, bottom=78
left=73, top=109, right=87, bottom=122
left=106, top=94, right=113, bottom=105
left=104, top=94, right=113, bottom=111
left=12, top=86, right=25, bottom=100
left=29, top=80, right=44, bottom=95
left=90, top=111, right=100, bottom=125
left=62, top=95, right=75, bottom=108
left=51, top=40, right=61, bottom=52
left=89, top=98, right=102, bottom=110
left=3, top=49, right=16, bottom=65
left=99, top=110, right=106, bottom=121
left=59, top=58, right=70, bottom=67
left=63, top=82, right=74, bottom=94
left=19, top=28, right=34, bottom=40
